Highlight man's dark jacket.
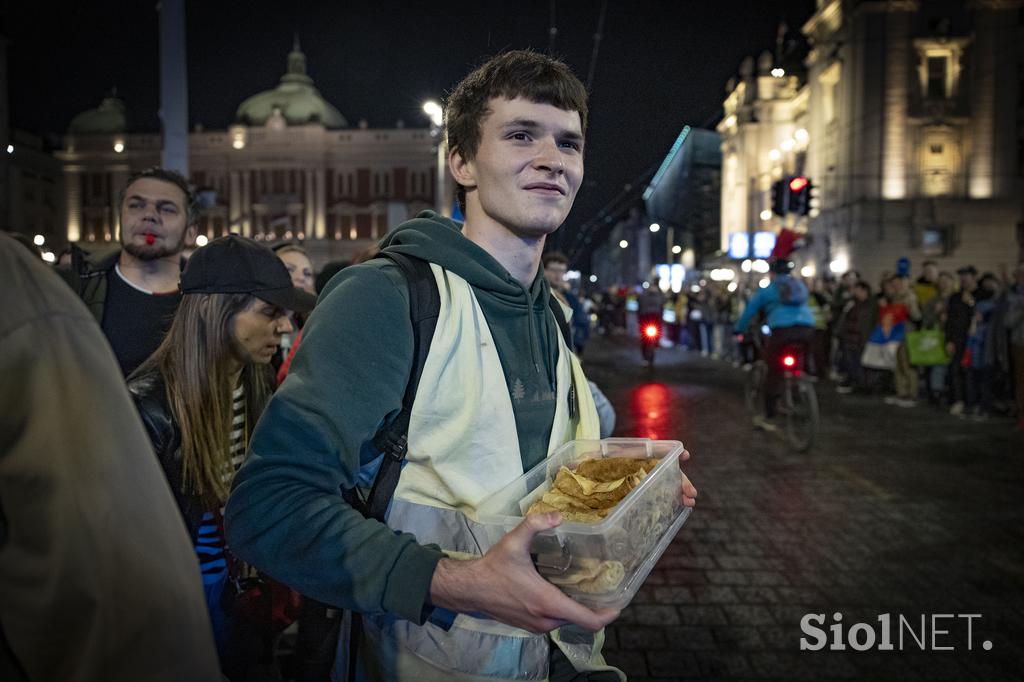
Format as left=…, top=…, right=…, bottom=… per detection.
left=57, top=245, right=121, bottom=325
left=945, top=290, right=976, bottom=347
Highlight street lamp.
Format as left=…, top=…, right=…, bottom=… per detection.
left=619, top=239, right=628, bottom=249
left=422, top=101, right=443, bottom=127
left=672, top=245, right=682, bottom=255
left=649, top=222, right=660, bottom=233
left=423, top=100, right=449, bottom=216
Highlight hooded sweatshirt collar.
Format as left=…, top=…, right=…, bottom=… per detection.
left=379, top=211, right=553, bottom=374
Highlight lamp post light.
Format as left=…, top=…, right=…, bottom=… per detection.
left=423, top=100, right=449, bottom=217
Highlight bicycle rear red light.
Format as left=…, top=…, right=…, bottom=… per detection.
left=644, top=325, right=660, bottom=339
left=782, top=355, right=796, bottom=368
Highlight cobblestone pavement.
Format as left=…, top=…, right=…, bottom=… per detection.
left=581, top=335, right=1024, bottom=681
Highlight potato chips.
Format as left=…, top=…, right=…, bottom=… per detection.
left=527, top=457, right=660, bottom=521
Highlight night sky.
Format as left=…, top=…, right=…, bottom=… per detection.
left=3, top=0, right=814, bottom=260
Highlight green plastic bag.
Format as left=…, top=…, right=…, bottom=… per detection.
left=907, top=329, right=951, bottom=366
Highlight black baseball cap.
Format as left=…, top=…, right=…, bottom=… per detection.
left=181, top=235, right=316, bottom=312
left=956, top=265, right=978, bottom=276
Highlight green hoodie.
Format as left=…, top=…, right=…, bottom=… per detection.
left=225, top=212, right=565, bottom=623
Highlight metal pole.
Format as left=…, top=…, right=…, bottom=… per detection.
left=158, top=0, right=189, bottom=175
left=436, top=131, right=450, bottom=217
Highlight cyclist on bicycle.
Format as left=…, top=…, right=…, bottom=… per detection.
left=733, top=258, right=815, bottom=431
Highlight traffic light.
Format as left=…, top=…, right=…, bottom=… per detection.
left=788, top=176, right=812, bottom=215
left=771, top=178, right=788, bottom=216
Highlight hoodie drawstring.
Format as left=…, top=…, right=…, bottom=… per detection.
left=512, top=276, right=546, bottom=377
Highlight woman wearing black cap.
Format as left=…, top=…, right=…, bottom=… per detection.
left=128, top=235, right=315, bottom=679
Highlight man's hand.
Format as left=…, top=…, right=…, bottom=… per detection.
left=429, top=513, right=620, bottom=634
left=679, top=448, right=697, bottom=508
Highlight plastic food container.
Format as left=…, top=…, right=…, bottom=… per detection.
left=475, top=438, right=692, bottom=610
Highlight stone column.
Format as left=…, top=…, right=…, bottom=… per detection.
left=304, top=169, right=314, bottom=238
left=881, top=3, right=915, bottom=200
left=314, top=168, right=326, bottom=238
left=65, top=167, right=82, bottom=242
left=109, top=166, right=129, bottom=241
left=229, top=170, right=241, bottom=233
left=241, top=169, right=251, bottom=236
left=969, top=0, right=1022, bottom=198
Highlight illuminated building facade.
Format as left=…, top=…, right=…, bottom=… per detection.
left=56, top=40, right=436, bottom=264
left=719, top=0, right=1024, bottom=282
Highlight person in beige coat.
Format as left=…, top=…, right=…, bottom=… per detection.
left=0, top=233, right=220, bottom=682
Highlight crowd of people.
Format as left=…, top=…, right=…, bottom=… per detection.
left=1, top=49, right=697, bottom=682
left=584, top=257, right=1024, bottom=430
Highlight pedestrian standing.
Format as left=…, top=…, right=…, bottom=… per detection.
left=224, top=49, right=696, bottom=682
left=920, top=271, right=956, bottom=404
left=1, top=233, right=220, bottom=682
left=886, top=276, right=922, bottom=407
left=128, top=235, right=315, bottom=680
left=59, top=167, right=198, bottom=376
left=1005, top=263, right=1024, bottom=430
left=946, top=266, right=979, bottom=416
left=835, top=281, right=878, bottom=393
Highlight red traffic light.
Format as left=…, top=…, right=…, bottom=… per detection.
left=788, top=176, right=809, bottom=193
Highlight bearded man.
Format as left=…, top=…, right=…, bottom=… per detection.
left=61, top=167, right=198, bottom=375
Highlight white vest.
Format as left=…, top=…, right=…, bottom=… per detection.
left=335, top=265, right=621, bottom=682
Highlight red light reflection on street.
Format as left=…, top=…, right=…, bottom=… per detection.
left=631, top=382, right=671, bottom=440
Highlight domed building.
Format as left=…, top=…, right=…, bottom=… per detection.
left=56, top=38, right=441, bottom=262
left=235, top=38, right=347, bottom=129
left=68, top=94, right=128, bottom=135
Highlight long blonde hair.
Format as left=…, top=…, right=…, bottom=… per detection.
left=135, top=293, right=273, bottom=505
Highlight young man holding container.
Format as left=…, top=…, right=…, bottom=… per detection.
left=226, top=49, right=696, bottom=681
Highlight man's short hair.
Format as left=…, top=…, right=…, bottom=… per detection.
left=543, top=250, right=570, bottom=268
left=445, top=49, right=589, bottom=213
left=118, top=167, right=199, bottom=227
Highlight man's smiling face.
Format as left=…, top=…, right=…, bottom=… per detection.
left=456, top=96, right=584, bottom=239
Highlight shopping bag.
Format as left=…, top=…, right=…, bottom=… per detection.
left=906, top=329, right=951, bottom=366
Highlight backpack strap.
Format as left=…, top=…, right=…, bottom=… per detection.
left=548, top=294, right=574, bottom=351
left=547, top=294, right=579, bottom=420
left=361, top=251, right=440, bottom=523
left=342, top=251, right=439, bottom=682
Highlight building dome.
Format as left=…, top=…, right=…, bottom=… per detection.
left=235, top=38, right=347, bottom=129
left=68, top=94, right=127, bottom=134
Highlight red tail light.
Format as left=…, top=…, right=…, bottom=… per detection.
left=644, top=324, right=660, bottom=339
left=782, top=354, right=797, bottom=368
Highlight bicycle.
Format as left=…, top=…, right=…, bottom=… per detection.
left=742, top=327, right=819, bottom=451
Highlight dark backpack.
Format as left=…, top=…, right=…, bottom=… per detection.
left=301, top=251, right=573, bottom=682
left=775, top=274, right=809, bottom=306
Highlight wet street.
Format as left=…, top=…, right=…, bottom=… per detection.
left=581, top=333, right=1024, bottom=681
